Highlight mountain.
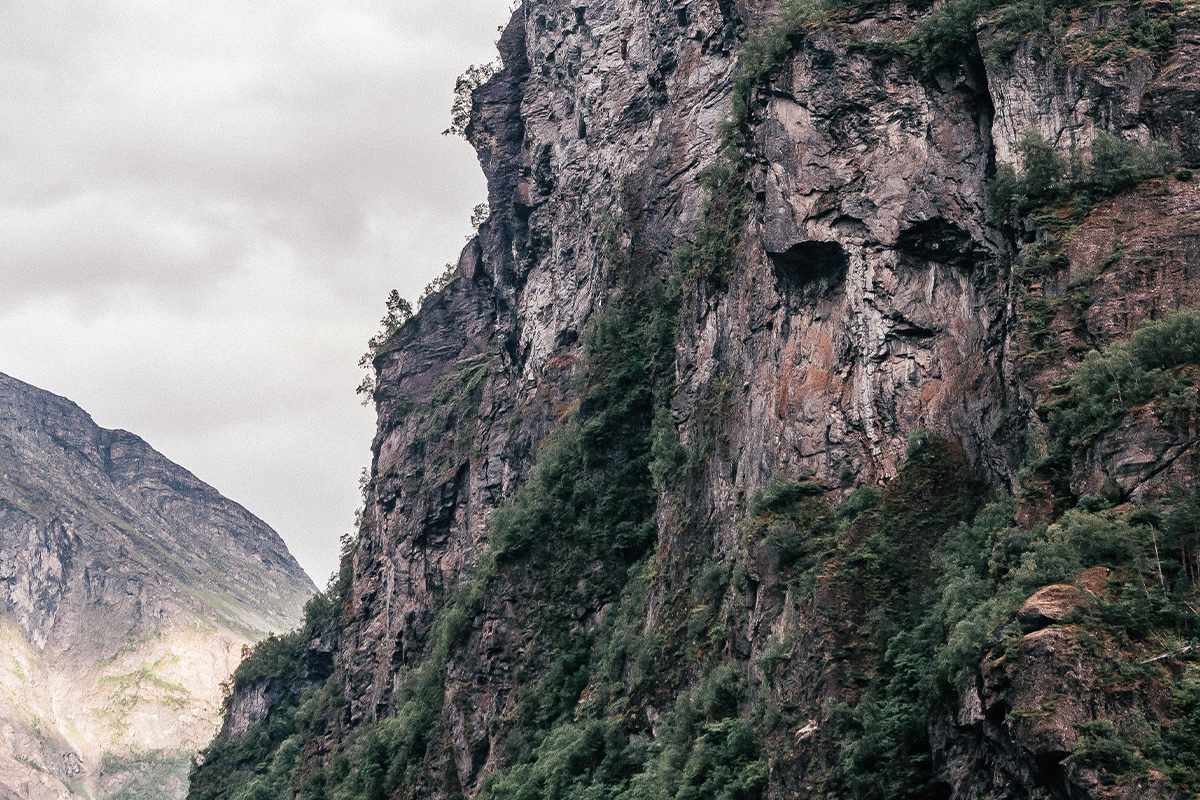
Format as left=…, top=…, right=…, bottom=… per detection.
left=192, top=1, right=1200, bottom=798
left=0, top=372, right=315, bottom=800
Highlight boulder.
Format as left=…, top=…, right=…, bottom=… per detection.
left=1018, top=585, right=1083, bottom=633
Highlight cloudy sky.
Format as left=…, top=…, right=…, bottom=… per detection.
left=0, top=0, right=513, bottom=585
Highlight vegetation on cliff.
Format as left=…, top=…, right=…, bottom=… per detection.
left=187, top=0, right=1200, bottom=797
left=827, top=480, right=1200, bottom=795
left=198, top=384, right=1200, bottom=798
left=190, top=250, right=685, bottom=800
left=743, top=0, right=1179, bottom=85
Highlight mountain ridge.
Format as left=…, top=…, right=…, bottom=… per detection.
left=0, top=370, right=316, bottom=800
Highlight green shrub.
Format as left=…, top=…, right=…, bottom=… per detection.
left=744, top=476, right=836, bottom=572
left=990, top=131, right=1180, bottom=225
left=1087, top=6, right=1176, bottom=65
left=483, top=602, right=765, bottom=800
left=1073, top=720, right=1149, bottom=780
left=984, top=0, right=1068, bottom=66
left=1059, top=510, right=1146, bottom=569
left=730, top=0, right=839, bottom=131
left=906, top=0, right=989, bottom=73
left=1161, top=489, right=1200, bottom=594
left=1163, top=674, right=1200, bottom=778
left=619, top=665, right=766, bottom=800
left=835, top=485, right=883, bottom=523
left=752, top=476, right=824, bottom=515
left=443, top=60, right=500, bottom=138
left=1129, top=305, right=1200, bottom=371
left=987, top=163, right=1021, bottom=221
left=1048, top=305, right=1200, bottom=448
left=356, top=289, right=414, bottom=403
left=1089, top=131, right=1144, bottom=195
left=650, top=406, right=688, bottom=488
left=189, top=687, right=306, bottom=800
left=674, top=161, right=748, bottom=287
left=229, top=632, right=302, bottom=688
left=1018, top=130, right=1067, bottom=199
left=491, top=280, right=677, bottom=566
left=485, top=719, right=641, bottom=800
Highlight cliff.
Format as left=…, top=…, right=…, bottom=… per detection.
left=0, top=372, right=315, bottom=800
left=192, top=0, right=1200, bottom=798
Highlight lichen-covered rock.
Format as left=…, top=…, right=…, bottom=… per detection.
left=222, top=681, right=272, bottom=740
left=1145, top=12, right=1200, bottom=166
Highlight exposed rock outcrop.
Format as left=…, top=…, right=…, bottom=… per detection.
left=1019, top=584, right=1083, bottom=632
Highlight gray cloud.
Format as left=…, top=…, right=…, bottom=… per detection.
left=0, top=0, right=510, bottom=582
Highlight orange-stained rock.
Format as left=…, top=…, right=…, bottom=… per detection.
left=1018, top=585, right=1083, bottom=633
left=1078, top=566, right=1111, bottom=597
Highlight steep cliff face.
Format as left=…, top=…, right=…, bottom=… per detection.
left=0, top=372, right=315, bottom=800
left=196, top=0, right=1200, bottom=798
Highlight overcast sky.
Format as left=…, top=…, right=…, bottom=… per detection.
left=0, top=0, right=513, bottom=585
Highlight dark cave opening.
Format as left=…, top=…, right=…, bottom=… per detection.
left=768, top=240, right=848, bottom=296
left=896, top=218, right=977, bottom=268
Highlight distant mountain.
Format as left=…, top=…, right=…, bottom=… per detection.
left=0, top=371, right=315, bottom=800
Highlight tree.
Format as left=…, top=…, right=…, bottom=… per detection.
left=356, top=290, right=413, bottom=404
left=443, top=61, right=502, bottom=138
left=1016, top=130, right=1065, bottom=199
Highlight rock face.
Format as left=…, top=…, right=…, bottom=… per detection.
left=342, top=0, right=1025, bottom=769
left=197, top=1, right=1200, bottom=799
left=1018, top=585, right=1082, bottom=633
left=0, top=372, right=315, bottom=800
